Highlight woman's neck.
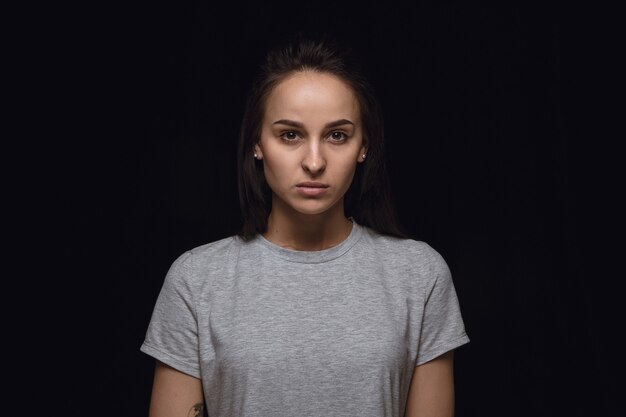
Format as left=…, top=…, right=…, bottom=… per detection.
left=262, top=200, right=353, bottom=251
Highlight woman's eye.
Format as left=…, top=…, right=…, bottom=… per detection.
left=280, top=131, right=299, bottom=141
left=329, top=131, right=348, bottom=142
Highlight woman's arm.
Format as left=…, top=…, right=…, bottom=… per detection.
left=148, top=360, right=205, bottom=417
left=405, top=350, right=456, bottom=417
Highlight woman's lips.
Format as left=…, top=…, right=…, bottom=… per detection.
left=296, top=182, right=329, bottom=197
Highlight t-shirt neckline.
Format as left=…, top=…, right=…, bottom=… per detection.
left=253, top=218, right=363, bottom=264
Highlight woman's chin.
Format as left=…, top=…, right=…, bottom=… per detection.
left=271, top=193, right=343, bottom=217
left=289, top=200, right=340, bottom=217
left=292, top=205, right=333, bottom=216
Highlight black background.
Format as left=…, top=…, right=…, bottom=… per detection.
left=56, top=0, right=622, bottom=416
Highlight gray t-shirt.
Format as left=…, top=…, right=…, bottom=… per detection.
left=141, top=220, right=469, bottom=417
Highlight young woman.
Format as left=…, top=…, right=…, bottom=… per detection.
left=141, top=37, right=469, bottom=417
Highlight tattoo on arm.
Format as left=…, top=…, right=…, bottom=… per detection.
left=188, top=403, right=204, bottom=417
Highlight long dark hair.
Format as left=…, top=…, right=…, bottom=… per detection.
left=237, top=36, right=407, bottom=240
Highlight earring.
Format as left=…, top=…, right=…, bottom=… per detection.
left=254, top=152, right=258, bottom=159
left=362, top=154, right=367, bottom=159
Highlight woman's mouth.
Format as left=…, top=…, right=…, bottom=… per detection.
left=296, top=182, right=329, bottom=196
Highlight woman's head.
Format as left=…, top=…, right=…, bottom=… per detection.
left=253, top=70, right=366, bottom=220
left=237, top=36, right=405, bottom=239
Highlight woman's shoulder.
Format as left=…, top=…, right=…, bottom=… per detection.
left=167, top=234, right=243, bottom=275
left=359, top=226, right=448, bottom=269
left=188, top=234, right=240, bottom=258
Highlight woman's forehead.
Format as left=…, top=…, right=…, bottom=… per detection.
left=264, top=71, right=360, bottom=125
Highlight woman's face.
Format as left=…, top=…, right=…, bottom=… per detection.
left=255, top=71, right=366, bottom=217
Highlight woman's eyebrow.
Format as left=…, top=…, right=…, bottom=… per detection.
left=272, top=119, right=304, bottom=128
left=324, top=119, right=355, bottom=128
left=272, top=119, right=355, bottom=128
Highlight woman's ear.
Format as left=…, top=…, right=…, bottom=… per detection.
left=358, top=145, right=367, bottom=163
left=253, top=143, right=263, bottom=160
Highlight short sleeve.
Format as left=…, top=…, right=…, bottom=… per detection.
left=415, top=247, right=470, bottom=366
left=140, top=251, right=201, bottom=378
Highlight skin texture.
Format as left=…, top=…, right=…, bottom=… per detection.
left=148, top=361, right=204, bottom=417
left=405, top=351, right=456, bottom=417
left=254, top=71, right=367, bottom=251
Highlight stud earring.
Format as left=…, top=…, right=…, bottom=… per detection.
left=362, top=154, right=367, bottom=159
left=254, top=152, right=258, bottom=158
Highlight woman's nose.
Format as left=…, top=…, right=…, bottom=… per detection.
left=301, top=141, right=326, bottom=175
